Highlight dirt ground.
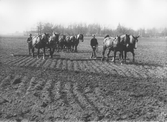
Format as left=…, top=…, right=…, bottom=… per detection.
left=0, top=36, right=167, bottom=121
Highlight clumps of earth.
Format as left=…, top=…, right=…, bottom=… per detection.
left=0, top=64, right=167, bottom=121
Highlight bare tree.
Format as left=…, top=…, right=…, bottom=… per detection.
left=37, top=22, right=43, bottom=35
left=31, top=22, right=167, bottom=38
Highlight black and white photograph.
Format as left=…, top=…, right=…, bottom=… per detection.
left=0, top=0, right=167, bottom=121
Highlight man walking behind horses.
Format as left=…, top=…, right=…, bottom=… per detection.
left=90, top=34, right=98, bottom=59
left=27, top=34, right=32, bottom=55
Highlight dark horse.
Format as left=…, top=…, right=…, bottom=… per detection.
left=70, top=36, right=75, bottom=52
left=71, top=34, right=84, bottom=52
left=101, top=36, right=124, bottom=63
left=121, top=34, right=139, bottom=62
left=48, top=32, right=59, bottom=58
left=31, top=33, right=50, bottom=59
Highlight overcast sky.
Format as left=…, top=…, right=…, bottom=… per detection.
left=0, top=0, right=167, bottom=34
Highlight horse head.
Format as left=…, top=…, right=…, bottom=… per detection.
left=70, top=36, right=75, bottom=43
left=55, top=33, right=60, bottom=42
left=77, top=34, right=84, bottom=42
left=58, top=34, right=65, bottom=43
left=116, top=35, right=120, bottom=40
left=131, top=35, right=139, bottom=49
left=52, top=32, right=57, bottom=36
left=40, top=33, right=50, bottom=44
left=113, top=35, right=121, bottom=46
left=41, top=33, right=49, bottom=39
left=49, top=32, right=59, bottom=43
left=53, top=32, right=59, bottom=40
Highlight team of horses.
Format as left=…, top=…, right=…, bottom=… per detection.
left=28, top=33, right=84, bottom=59
left=58, top=34, right=84, bottom=52
left=102, top=34, right=139, bottom=63
left=28, top=32, right=139, bottom=63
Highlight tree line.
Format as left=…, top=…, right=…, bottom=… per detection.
left=25, top=22, right=167, bottom=38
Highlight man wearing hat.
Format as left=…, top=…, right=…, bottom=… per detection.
left=90, top=34, right=98, bottom=59
left=27, top=34, right=33, bottom=55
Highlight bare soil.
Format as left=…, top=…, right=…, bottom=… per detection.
left=0, top=36, right=167, bottom=121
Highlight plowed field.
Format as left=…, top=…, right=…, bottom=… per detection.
left=0, top=36, right=167, bottom=121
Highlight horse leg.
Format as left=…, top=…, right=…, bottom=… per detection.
left=75, top=41, right=79, bottom=52
left=52, top=48, right=55, bottom=58
left=72, top=45, right=74, bottom=52
left=49, top=48, right=52, bottom=58
left=32, top=48, right=35, bottom=57
left=71, top=44, right=73, bottom=52
left=66, top=44, right=68, bottom=52
left=74, top=45, right=76, bottom=52
left=72, top=45, right=75, bottom=52
left=63, top=44, right=65, bottom=51
left=118, top=53, right=121, bottom=61
left=57, top=44, right=60, bottom=52
left=69, top=45, right=71, bottom=52
left=101, top=46, right=106, bottom=61
left=60, top=44, right=62, bottom=51
left=106, top=48, right=111, bottom=62
left=132, top=50, right=135, bottom=62
left=70, top=45, right=72, bottom=52
left=121, top=51, right=124, bottom=60
left=75, top=45, right=78, bottom=52
left=61, top=43, right=63, bottom=51
left=50, top=47, right=54, bottom=58
left=120, top=50, right=124, bottom=64
left=124, top=51, right=127, bottom=63
left=119, top=50, right=123, bottom=61
left=67, top=45, right=69, bottom=52
left=112, top=50, right=117, bottom=63
left=37, top=48, right=40, bottom=59
left=43, top=47, right=45, bottom=60
left=69, top=45, right=70, bottom=52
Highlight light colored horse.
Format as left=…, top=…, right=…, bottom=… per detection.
left=74, top=34, right=84, bottom=52
left=48, top=32, right=59, bottom=58
left=31, top=33, right=49, bottom=59
left=101, top=36, right=123, bottom=62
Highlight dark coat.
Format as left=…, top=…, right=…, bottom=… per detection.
left=90, top=38, right=98, bottom=47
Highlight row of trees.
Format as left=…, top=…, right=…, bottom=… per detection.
left=25, top=22, right=167, bottom=37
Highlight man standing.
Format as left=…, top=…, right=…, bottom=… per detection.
left=27, top=34, right=32, bottom=55
left=90, top=34, right=98, bottom=59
